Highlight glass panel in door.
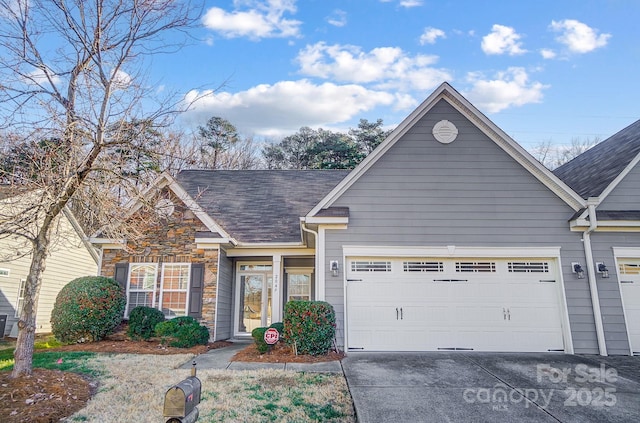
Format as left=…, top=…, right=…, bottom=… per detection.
left=242, top=275, right=264, bottom=333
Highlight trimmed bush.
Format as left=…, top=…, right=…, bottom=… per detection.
left=251, top=327, right=269, bottom=354
left=155, top=316, right=209, bottom=348
left=283, top=301, right=336, bottom=356
left=127, top=306, right=165, bottom=340
left=51, top=276, right=125, bottom=343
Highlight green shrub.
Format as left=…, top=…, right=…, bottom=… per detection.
left=251, top=327, right=269, bottom=354
left=127, top=306, right=165, bottom=340
left=155, top=316, right=209, bottom=348
left=51, top=276, right=125, bottom=343
left=283, top=301, right=336, bottom=356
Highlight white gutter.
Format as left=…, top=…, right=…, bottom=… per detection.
left=300, top=221, right=320, bottom=300
left=583, top=202, right=608, bottom=356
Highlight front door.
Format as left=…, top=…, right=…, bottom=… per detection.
left=236, top=263, right=273, bottom=335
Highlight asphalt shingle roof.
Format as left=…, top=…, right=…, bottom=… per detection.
left=553, top=119, right=640, bottom=199
left=176, top=169, right=350, bottom=243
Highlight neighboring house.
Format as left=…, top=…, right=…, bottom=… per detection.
left=0, top=188, right=99, bottom=336
left=92, top=83, right=640, bottom=355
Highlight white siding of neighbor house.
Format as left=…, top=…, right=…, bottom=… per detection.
left=0, top=214, right=97, bottom=336
left=598, top=160, right=640, bottom=211
left=323, top=99, right=602, bottom=354
left=215, top=248, right=233, bottom=341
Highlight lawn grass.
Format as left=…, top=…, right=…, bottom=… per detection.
left=67, top=354, right=355, bottom=423
left=0, top=335, right=98, bottom=376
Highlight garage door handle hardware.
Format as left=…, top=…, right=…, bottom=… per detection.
left=539, top=279, right=556, bottom=283
left=437, top=347, right=474, bottom=351
left=396, top=307, right=399, bottom=320
left=503, top=308, right=506, bottom=320
left=620, top=280, right=634, bottom=284
left=507, top=309, right=510, bottom=320
left=400, top=307, right=403, bottom=320
left=347, top=279, right=363, bottom=282
left=547, top=349, right=565, bottom=352
left=433, top=279, right=468, bottom=282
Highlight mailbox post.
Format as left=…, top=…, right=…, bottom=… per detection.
left=163, top=361, right=201, bottom=423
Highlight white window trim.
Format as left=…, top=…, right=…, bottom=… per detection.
left=159, top=263, right=191, bottom=318
left=612, top=253, right=640, bottom=355
left=125, top=263, right=159, bottom=318
left=15, top=278, right=26, bottom=318
left=286, top=267, right=313, bottom=302
left=0, top=268, right=9, bottom=277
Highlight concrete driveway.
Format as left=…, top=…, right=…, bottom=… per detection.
left=342, top=352, right=640, bottom=423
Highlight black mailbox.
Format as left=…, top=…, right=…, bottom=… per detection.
left=163, top=362, right=201, bottom=423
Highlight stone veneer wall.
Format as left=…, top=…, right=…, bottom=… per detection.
left=100, top=196, right=220, bottom=339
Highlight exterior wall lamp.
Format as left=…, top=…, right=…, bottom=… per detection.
left=596, top=262, right=610, bottom=278
left=572, top=262, right=585, bottom=279
left=330, top=260, right=339, bottom=277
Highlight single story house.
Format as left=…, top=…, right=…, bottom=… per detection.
left=92, top=83, right=640, bottom=356
left=0, top=189, right=99, bottom=336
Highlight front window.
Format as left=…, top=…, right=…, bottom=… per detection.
left=160, top=263, right=190, bottom=317
left=126, top=262, right=191, bottom=318
left=126, top=263, right=158, bottom=317
left=286, top=268, right=313, bottom=302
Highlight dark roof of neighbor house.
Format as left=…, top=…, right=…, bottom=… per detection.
left=553, top=119, right=640, bottom=199
left=176, top=169, right=350, bottom=243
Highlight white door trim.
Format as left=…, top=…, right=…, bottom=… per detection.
left=612, top=250, right=640, bottom=355
left=342, top=245, right=572, bottom=353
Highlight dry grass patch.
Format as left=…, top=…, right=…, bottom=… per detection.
left=68, top=354, right=354, bottom=423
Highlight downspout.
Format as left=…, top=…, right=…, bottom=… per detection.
left=300, top=221, right=319, bottom=299
left=583, top=202, right=608, bottom=356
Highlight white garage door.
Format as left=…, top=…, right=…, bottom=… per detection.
left=618, top=259, right=640, bottom=355
left=346, top=257, right=565, bottom=352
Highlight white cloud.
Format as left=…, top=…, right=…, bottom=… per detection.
left=464, top=67, right=548, bottom=113
left=25, top=67, right=61, bottom=87
left=183, top=80, right=407, bottom=137
left=111, top=69, right=132, bottom=89
left=420, top=27, right=446, bottom=45
left=540, top=48, right=556, bottom=59
left=326, top=9, right=347, bottom=27
left=550, top=19, right=611, bottom=54
left=400, top=0, right=423, bottom=7
left=202, top=0, right=301, bottom=40
left=296, top=42, right=451, bottom=91
left=481, top=24, right=527, bottom=56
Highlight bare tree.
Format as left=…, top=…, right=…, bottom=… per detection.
left=530, top=137, right=601, bottom=170
left=0, top=0, right=201, bottom=378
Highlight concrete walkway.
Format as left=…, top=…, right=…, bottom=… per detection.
left=179, top=341, right=343, bottom=373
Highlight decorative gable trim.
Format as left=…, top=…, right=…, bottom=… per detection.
left=308, top=83, right=586, bottom=217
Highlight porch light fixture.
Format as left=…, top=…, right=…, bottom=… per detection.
left=330, top=260, right=339, bottom=277
left=596, top=262, right=610, bottom=278
left=572, top=263, right=585, bottom=279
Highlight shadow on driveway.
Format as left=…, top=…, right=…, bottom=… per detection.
left=342, top=352, right=640, bottom=423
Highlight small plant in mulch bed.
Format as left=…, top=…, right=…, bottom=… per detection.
left=127, top=306, right=165, bottom=340
left=155, top=316, right=209, bottom=348
left=283, top=301, right=336, bottom=356
left=251, top=322, right=285, bottom=354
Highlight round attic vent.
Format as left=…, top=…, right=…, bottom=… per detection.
left=155, top=198, right=175, bottom=218
left=432, top=120, right=458, bottom=144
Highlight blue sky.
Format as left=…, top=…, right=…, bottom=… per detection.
left=158, top=0, right=640, bottom=149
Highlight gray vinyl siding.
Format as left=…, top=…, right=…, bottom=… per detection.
left=323, top=99, right=600, bottom=354
left=598, top=161, right=640, bottom=210
left=215, top=248, right=233, bottom=340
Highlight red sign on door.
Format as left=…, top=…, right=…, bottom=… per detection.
left=264, top=328, right=280, bottom=345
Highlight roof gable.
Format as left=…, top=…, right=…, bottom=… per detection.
left=553, top=119, right=640, bottom=200
left=308, top=82, right=585, bottom=216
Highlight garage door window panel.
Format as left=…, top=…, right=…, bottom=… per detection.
left=351, top=261, right=392, bottom=272
left=455, top=261, right=496, bottom=272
